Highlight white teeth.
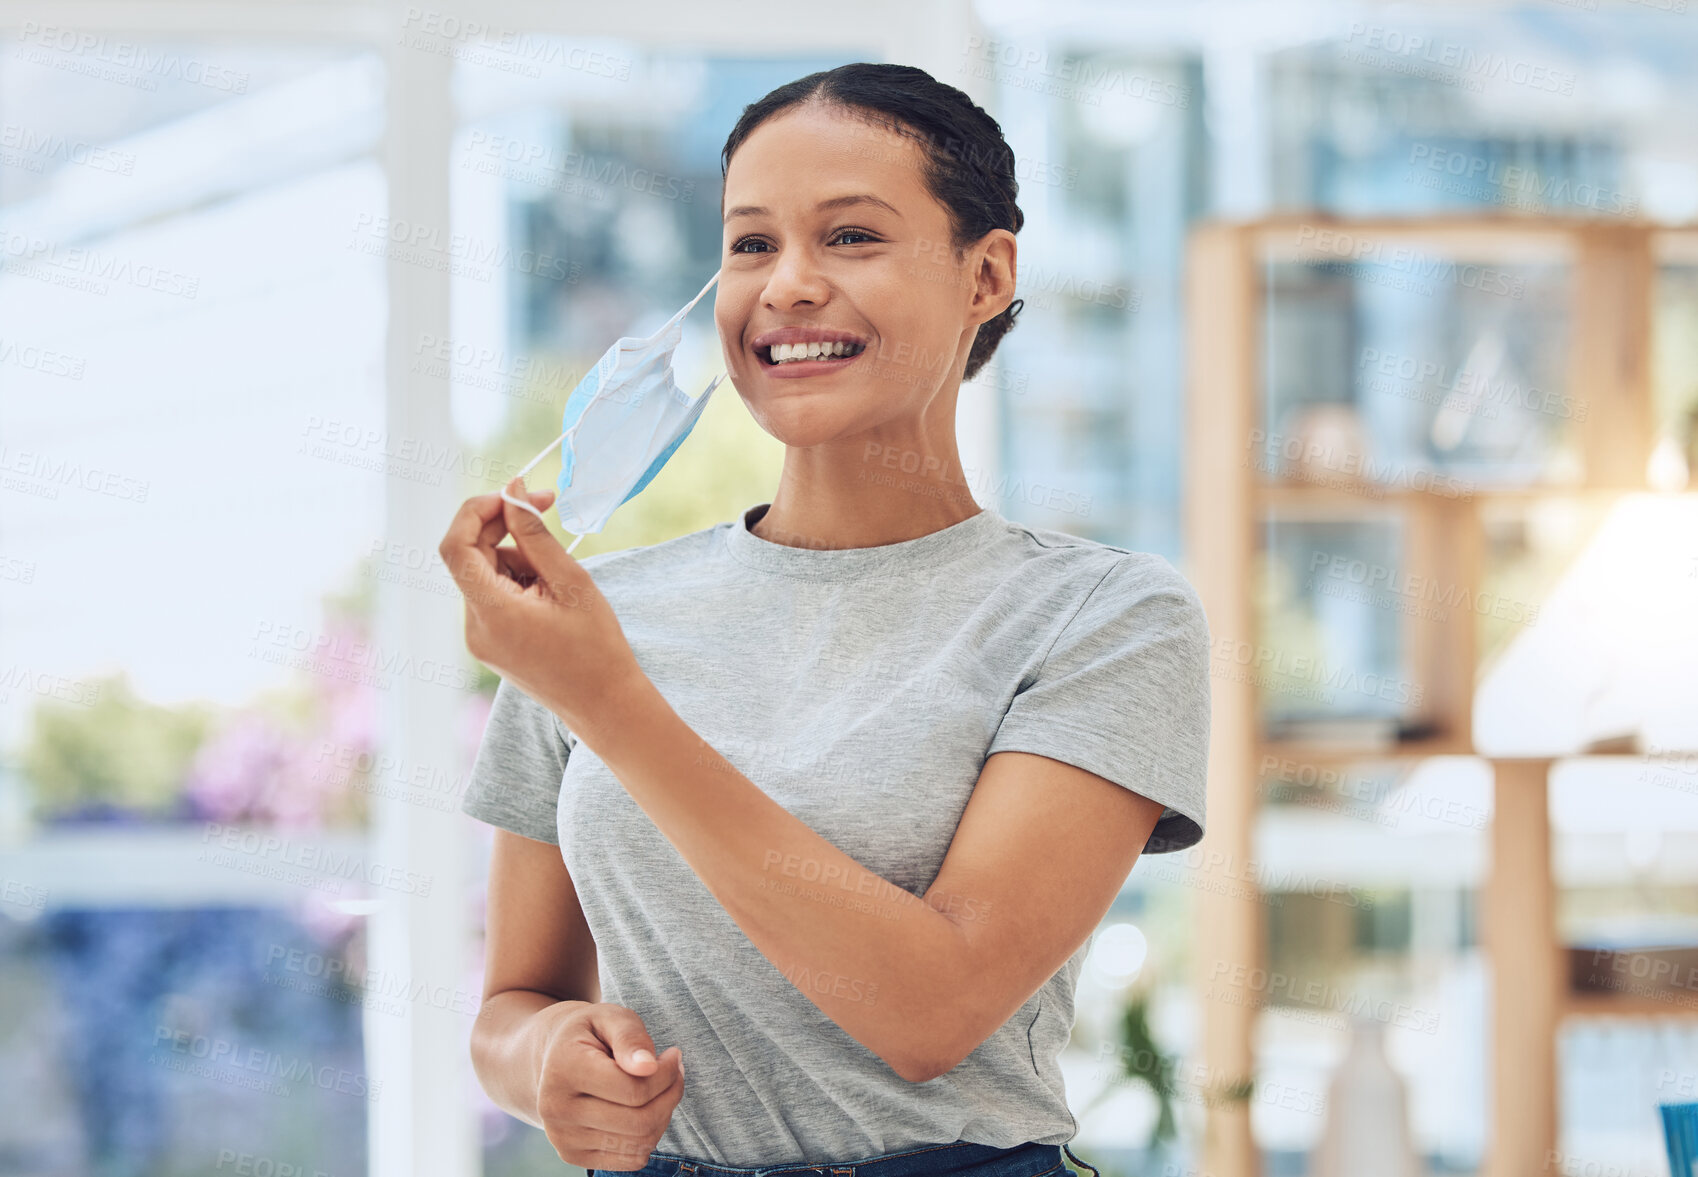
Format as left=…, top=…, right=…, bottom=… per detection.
left=768, top=340, right=862, bottom=363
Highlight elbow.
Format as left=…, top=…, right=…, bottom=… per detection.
left=892, top=1029, right=967, bottom=1084
left=896, top=1044, right=967, bottom=1084
left=894, top=1053, right=944, bottom=1084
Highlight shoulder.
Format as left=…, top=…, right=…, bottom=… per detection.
left=995, top=518, right=1208, bottom=632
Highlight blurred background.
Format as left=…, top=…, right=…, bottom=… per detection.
left=1, top=1, right=1696, bottom=1175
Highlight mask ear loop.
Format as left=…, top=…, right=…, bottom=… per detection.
left=499, top=424, right=592, bottom=555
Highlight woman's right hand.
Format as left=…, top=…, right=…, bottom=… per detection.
left=533, top=1001, right=686, bottom=1173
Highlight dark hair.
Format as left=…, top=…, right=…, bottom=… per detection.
left=720, top=62, right=1025, bottom=383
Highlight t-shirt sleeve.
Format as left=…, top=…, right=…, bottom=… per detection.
left=460, top=675, right=574, bottom=845
left=984, top=554, right=1211, bottom=854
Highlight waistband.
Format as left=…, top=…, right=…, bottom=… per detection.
left=609, top=1138, right=1064, bottom=1177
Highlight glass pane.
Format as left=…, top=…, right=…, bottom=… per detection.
left=1651, top=260, right=1698, bottom=490
left=0, top=38, right=387, bottom=1175
left=1551, top=760, right=1698, bottom=1171
left=1253, top=756, right=1491, bottom=1174
left=1259, top=250, right=1577, bottom=493
left=1258, top=514, right=1414, bottom=741
left=990, top=48, right=1204, bottom=558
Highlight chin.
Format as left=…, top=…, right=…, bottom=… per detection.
left=748, top=400, right=867, bottom=449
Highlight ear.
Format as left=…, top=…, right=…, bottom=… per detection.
left=967, top=229, right=1018, bottom=329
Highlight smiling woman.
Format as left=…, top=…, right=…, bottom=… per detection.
left=450, top=62, right=1211, bottom=1177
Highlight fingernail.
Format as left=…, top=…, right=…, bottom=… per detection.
left=630, top=1049, right=654, bottom=1066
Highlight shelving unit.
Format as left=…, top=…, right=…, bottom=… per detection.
left=1182, top=215, right=1698, bottom=1177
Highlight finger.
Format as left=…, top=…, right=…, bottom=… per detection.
left=440, top=488, right=553, bottom=600
left=502, top=477, right=579, bottom=588
left=575, top=1043, right=683, bottom=1109
left=495, top=545, right=540, bottom=585
left=439, top=493, right=510, bottom=594
left=480, top=486, right=555, bottom=551
left=568, top=1064, right=683, bottom=1140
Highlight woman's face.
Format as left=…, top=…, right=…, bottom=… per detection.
left=717, top=102, right=1012, bottom=448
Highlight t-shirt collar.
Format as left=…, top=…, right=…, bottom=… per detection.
left=724, top=500, right=1006, bottom=579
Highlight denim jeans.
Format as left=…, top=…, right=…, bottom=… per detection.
left=587, top=1138, right=1102, bottom=1177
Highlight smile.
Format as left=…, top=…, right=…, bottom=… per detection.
left=759, top=340, right=866, bottom=364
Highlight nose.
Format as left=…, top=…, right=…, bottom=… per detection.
left=760, top=242, right=831, bottom=310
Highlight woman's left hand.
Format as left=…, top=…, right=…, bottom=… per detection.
left=439, top=476, right=648, bottom=740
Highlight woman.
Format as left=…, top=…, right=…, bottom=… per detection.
left=440, top=62, right=1212, bottom=1177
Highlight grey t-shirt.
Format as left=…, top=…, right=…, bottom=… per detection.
left=461, top=500, right=1211, bottom=1167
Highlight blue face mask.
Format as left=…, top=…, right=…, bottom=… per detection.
left=501, top=268, right=727, bottom=551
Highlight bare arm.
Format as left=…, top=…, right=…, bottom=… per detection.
left=469, top=828, right=600, bottom=1127
left=576, top=675, right=1167, bottom=1084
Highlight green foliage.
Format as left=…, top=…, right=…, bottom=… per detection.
left=1120, top=992, right=1181, bottom=1142
left=1080, top=988, right=1254, bottom=1152
left=20, top=671, right=217, bottom=818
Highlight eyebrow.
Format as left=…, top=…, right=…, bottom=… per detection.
left=723, top=193, right=904, bottom=224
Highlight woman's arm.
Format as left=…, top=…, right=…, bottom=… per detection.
left=470, top=828, right=601, bottom=1126
left=577, top=676, right=1166, bottom=1084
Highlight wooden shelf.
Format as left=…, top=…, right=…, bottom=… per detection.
left=1562, top=993, right=1698, bottom=1020
left=1255, top=733, right=1476, bottom=765
left=1185, top=216, right=1670, bottom=1177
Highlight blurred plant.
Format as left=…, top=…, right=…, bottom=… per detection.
left=1081, top=989, right=1254, bottom=1150
left=19, top=603, right=379, bottom=829
left=1080, top=991, right=1181, bottom=1144
left=20, top=671, right=215, bottom=822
